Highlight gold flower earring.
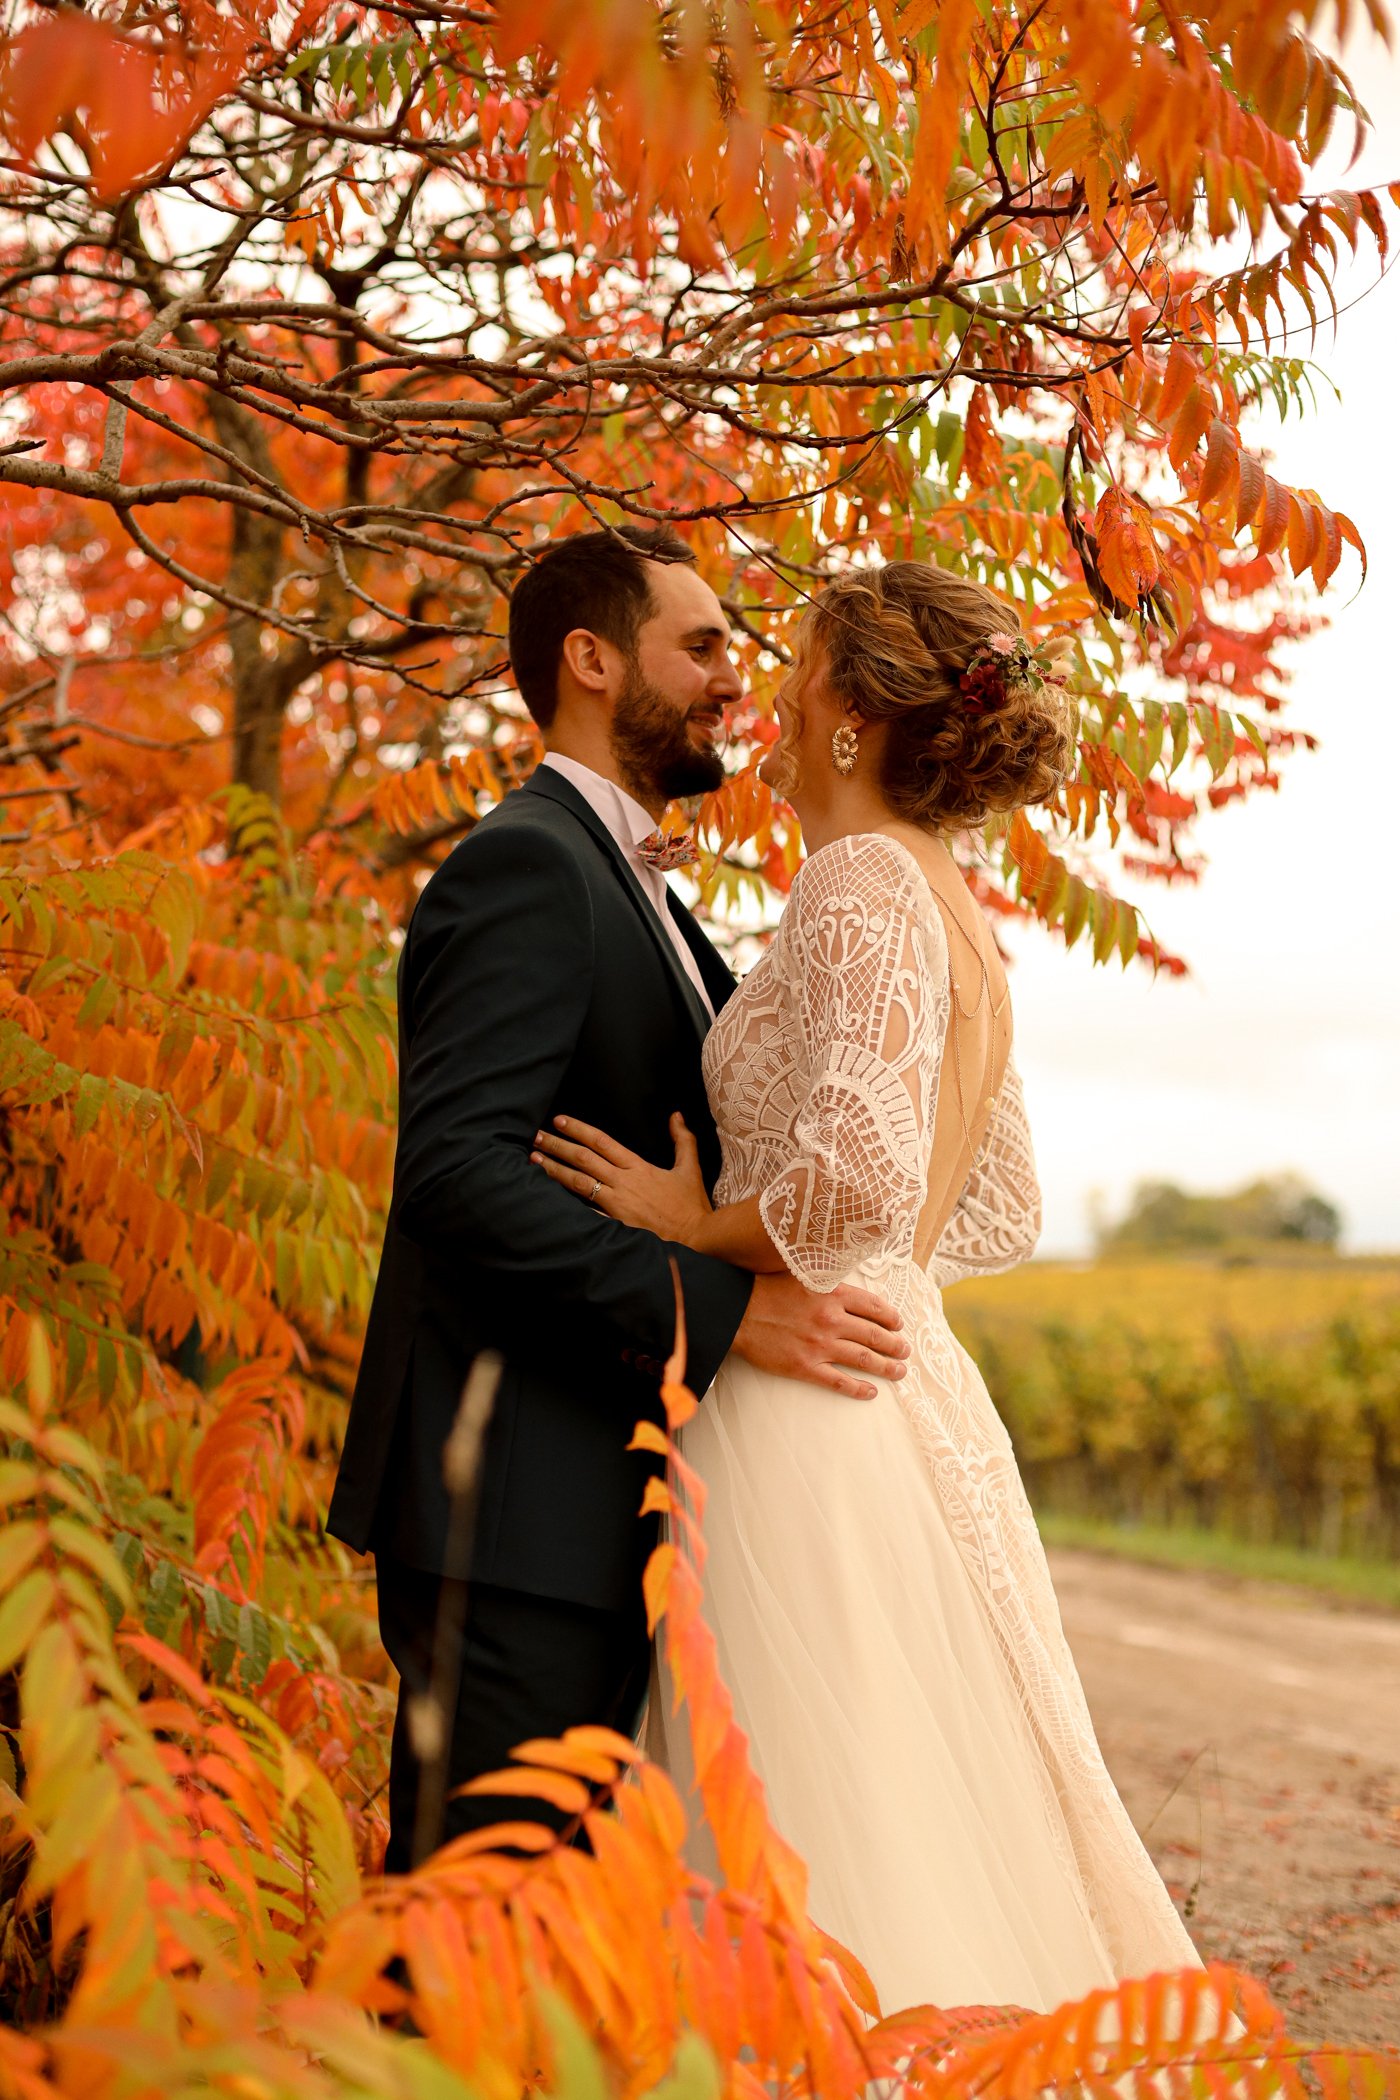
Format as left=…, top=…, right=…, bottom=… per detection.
left=831, top=723, right=859, bottom=775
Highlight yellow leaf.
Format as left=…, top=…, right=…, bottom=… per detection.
left=0, top=1567, right=56, bottom=1673
left=642, top=1542, right=676, bottom=1636
left=0, top=1520, right=43, bottom=1592
left=48, top=1517, right=134, bottom=1608
left=0, top=1457, right=38, bottom=1512
left=639, top=1477, right=674, bottom=1520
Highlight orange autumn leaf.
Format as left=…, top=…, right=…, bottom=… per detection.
left=1093, top=486, right=1163, bottom=608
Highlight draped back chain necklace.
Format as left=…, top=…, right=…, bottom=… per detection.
left=938, top=895, right=1011, bottom=1172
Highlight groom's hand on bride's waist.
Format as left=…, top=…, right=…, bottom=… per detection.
left=732, top=1274, right=908, bottom=1401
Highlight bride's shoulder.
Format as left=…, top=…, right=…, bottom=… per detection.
left=788, top=830, right=930, bottom=911
left=779, top=833, right=947, bottom=970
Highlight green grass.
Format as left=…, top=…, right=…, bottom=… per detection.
left=1037, top=1511, right=1400, bottom=1612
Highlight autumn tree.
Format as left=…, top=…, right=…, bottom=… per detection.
left=0, top=0, right=1391, bottom=955
left=1, top=3, right=1400, bottom=2091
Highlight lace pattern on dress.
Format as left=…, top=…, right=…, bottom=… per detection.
left=701, top=830, right=1200, bottom=1982
left=753, top=833, right=946, bottom=1292
left=927, top=1058, right=1042, bottom=1283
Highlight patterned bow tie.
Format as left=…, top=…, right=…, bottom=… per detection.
left=636, top=827, right=699, bottom=872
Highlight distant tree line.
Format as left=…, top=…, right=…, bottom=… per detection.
left=1097, top=1173, right=1342, bottom=1255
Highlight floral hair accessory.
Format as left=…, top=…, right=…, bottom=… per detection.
left=959, top=631, right=1073, bottom=714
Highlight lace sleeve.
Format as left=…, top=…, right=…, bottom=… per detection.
left=928, top=1057, right=1042, bottom=1284
left=758, top=835, right=948, bottom=1293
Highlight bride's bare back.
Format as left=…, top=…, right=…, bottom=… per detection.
left=874, top=821, right=1014, bottom=1264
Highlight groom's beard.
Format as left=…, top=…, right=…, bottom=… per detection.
left=609, top=661, right=728, bottom=805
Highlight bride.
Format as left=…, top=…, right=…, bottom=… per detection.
left=532, top=561, right=1201, bottom=2015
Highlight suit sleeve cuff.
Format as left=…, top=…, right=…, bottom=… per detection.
left=656, top=1245, right=753, bottom=1399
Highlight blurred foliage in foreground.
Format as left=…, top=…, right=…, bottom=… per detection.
left=2, top=807, right=1396, bottom=2092
left=947, top=1259, right=1400, bottom=1560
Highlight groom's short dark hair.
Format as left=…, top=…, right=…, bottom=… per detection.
left=508, top=523, right=696, bottom=728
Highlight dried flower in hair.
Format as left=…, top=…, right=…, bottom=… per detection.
left=959, top=631, right=1070, bottom=714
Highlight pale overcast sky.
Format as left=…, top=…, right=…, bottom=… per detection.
left=1008, top=29, right=1400, bottom=1255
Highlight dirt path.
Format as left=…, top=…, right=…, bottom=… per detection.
left=1050, top=1547, right=1400, bottom=2050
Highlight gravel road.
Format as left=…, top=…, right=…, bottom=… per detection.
left=1051, top=1547, right=1400, bottom=2051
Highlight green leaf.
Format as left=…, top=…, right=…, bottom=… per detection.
left=237, top=1600, right=273, bottom=1686
left=1091, top=892, right=1118, bottom=965
left=145, top=1555, right=185, bottom=1639
left=204, top=1144, right=237, bottom=1209
left=49, top=1517, right=134, bottom=1609
left=154, top=1009, right=197, bottom=1089
left=65, top=1318, right=88, bottom=1397
left=72, top=1072, right=106, bottom=1137
left=75, top=973, right=119, bottom=1032
left=1238, top=712, right=1269, bottom=760
left=274, top=1233, right=297, bottom=1305
left=1116, top=898, right=1139, bottom=967
left=539, top=1996, right=611, bottom=2100
left=133, top=862, right=197, bottom=984
left=96, top=1336, right=118, bottom=1406
left=932, top=409, right=963, bottom=471
left=1167, top=701, right=1191, bottom=776
left=369, top=44, right=394, bottom=106
left=245, top=1159, right=286, bottom=1224
left=285, top=44, right=326, bottom=79
left=1064, top=881, right=1090, bottom=955
left=644, top=2032, right=724, bottom=2100
left=112, top=1531, right=145, bottom=1586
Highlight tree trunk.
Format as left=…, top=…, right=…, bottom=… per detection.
left=227, top=502, right=292, bottom=806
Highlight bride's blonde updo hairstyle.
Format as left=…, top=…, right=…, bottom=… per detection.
left=791, top=562, right=1076, bottom=828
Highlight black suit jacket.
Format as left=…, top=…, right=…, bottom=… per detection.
left=326, top=766, right=754, bottom=1611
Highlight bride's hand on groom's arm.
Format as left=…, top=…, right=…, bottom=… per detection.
left=534, top=1112, right=789, bottom=1272
left=531, top=1114, right=907, bottom=1402
left=532, top=1111, right=718, bottom=1246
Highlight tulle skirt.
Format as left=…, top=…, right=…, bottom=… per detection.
left=647, top=1313, right=1202, bottom=2017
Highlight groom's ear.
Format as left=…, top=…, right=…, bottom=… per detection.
left=560, top=626, right=611, bottom=694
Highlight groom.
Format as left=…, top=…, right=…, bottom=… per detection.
left=328, top=524, right=909, bottom=1871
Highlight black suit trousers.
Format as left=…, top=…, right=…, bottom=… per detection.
left=376, top=1556, right=651, bottom=1873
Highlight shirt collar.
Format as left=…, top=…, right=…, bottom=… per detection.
left=539, top=752, right=658, bottom=858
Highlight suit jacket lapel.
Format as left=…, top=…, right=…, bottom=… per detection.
left=523, top=768, right=714, bottom=1044
left=666, top=890, right=737, bottom=1015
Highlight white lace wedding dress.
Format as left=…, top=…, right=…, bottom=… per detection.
left=652, top=831, right=1201, bottom=2015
